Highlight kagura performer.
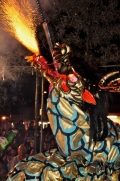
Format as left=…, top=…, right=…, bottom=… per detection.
left=6, top=43, right=120, bottom=181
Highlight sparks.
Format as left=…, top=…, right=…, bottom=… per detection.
left=0, top=0, right=40, bottom=54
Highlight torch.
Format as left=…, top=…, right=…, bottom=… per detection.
left=35, top=0, right=58, bottom=73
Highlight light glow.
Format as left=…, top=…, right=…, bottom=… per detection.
left=2, top=116, right=6, bottom=120
left=107, top=115, right=118, bottom=119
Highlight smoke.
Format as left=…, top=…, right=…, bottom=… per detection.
left=30, top=0, right=59, bottom=21
left=0, top=0, right=59, bottom=81
left=0, top=28, right=19, bottom=52
left=0, top=27, right=20, bottom=81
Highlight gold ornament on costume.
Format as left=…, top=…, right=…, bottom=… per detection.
left=52, top=42, right=71, bottom=63
left=98, top=71, right=120, bottom=92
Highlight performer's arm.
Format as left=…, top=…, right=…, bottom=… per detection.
left=25, top=43, right=96, bottom=105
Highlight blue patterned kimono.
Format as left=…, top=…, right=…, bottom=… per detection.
left=6, top=75, right=120, bottom=181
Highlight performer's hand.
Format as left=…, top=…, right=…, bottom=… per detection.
left=25, top=55, right=39, bottom=69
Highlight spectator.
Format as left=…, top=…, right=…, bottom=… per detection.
left=29, top=132, right=34, bottom=141
left=1, top=129, right=6, bottom=137
left=11, top=144, right=27, bottom=169
left=5, top=152, right=12, bottom=171
left=16, top=131, right=24, bottom=146
left=8, top=147, right=17, bottom=171
left=42, top=141, right=49, bottom=152
left=15, top=120, right=25, bottom=134
left=0, top=150, right=3, bottom=159
left=27, top=139, right=35, bottom=156
left=3, top=147, right=17, bottom=171
left=10, top=147, right=17, bottom=157
left=0, top=159, right=7, bottom=181
left=14, top=119, right=20, bottom=130
left=49, top=138, right=58, bottom=150
left=28, top=121, right=34, bottom=134
left=19, top=120, right=25, bottom=138
left=23, top=142, right=30, bottom=155
left=24, top=131, right=29, bottom=143
left=10, top=139, right=18, bottom=149
left=5, top=121, right=12, bottom=132
left=43, top=127, right=53, bottom=143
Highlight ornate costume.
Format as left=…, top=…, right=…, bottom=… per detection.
left=6, top=43, right=120, bottom=181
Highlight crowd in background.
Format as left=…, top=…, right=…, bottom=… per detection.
left=0, top=119, right=58, bottom=180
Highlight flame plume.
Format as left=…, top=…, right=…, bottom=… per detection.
left=0, top=0, right=40, bottom=54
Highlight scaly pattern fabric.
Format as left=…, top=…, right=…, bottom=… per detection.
left=6, top=88, right=120, bottom=181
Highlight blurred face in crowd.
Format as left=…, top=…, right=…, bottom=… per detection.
left=2, top=131, right=5, bottom=136
left=7, top=154, right=12, bottom=162
left=0, top=151, right=3, bottom=158
left=30, top=121, right=34, bottom=127
left=18, top=145, right=26, bottom=158
left=43, top=142, right=48, bottom=151
left=10, top=148, right=16, bottom=157
left=30, top=140, right=34, bottom=148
